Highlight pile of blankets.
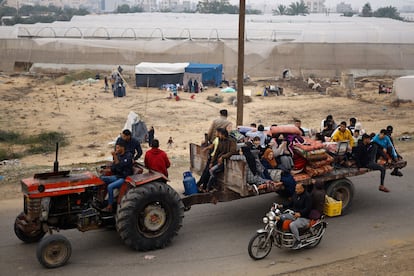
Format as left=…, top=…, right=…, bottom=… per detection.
left=292, top=137, right=334, bottom=180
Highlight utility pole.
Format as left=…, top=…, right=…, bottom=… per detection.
left=236, top=0, right=245, bottom=126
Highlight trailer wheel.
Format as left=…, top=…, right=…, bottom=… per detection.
left=36, top=234, right=72, bottom=269
left=116, top=181, right=184, bottom=251
left=325, top=178, right=354, bottom=214
left=14, top=213, right=45, bottom=243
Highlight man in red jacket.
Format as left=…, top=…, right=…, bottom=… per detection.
left=145, top=139, right=171, bottom=177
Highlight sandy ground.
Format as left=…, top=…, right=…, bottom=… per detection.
left=1, top=72, right=414, bottom=273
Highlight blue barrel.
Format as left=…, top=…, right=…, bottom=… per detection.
left=183, top=171, right=198, bottom=195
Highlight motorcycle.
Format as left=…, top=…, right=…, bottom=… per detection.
left=248, top=203, right=327, bottom=260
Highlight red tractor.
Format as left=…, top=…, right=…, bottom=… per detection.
left=14, top=145, right=184, bottom=268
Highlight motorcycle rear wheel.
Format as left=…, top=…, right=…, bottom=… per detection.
left=248, top=232, right=272, bottom=260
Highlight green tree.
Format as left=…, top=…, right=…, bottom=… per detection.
left=373, top=6, right=403, bottom=20
left=273, top=4, right=287, bottom=15
left=246, top=8, right=262, bottom=15
left=0, top=6, right=17, bottom=18
left=287, top=1, right=309, bottom=16
left=117, top=4, right=130, bottom=13
left=1, top=4, right=89, bottom=25
left=130, top=5, right=144, bottom=13
left=361, top=3, right=372, bottom=17
left=196, top=0, right=238, bottom=14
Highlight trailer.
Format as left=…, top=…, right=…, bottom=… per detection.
left=183, top=143, right=407, bottom=214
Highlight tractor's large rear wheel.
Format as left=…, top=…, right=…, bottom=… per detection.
left=116, top=181, right=184, bottom=251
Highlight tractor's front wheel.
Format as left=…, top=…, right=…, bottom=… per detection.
left=36, top=234, right=72, bottom=269
left=116, top=181, right=184, bottom=251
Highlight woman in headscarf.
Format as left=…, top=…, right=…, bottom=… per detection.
left=261, top=148, right=277, bottom=170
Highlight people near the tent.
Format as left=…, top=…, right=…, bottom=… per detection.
left=385, top=125, right=403, bottom=177
left=167, top=136, right=174, bottom=148
left=194, top=79, right=199, bottom=93
left=353, top=133, right=389, bottom=192
left=294, top=119, right=306, bottom=136
left=147, top=126, right=155, bottom=147
left=116, top=129, right=143, bottom=161
left=110, top=70, right=117, bottom=91
left=246, top=124, right=266, bottom=147
left=331, top=121, right=354, bottom=148
left=206, top=128, right=237, bottom=192
left=144, top=139, right=171, bottom=177
left=187, top=78, right=193, bottom=92
left=207, top=109, right=232, bottom=143
left=100, top=141, right=133, bottom=212
left=114, top=72, right=124, bottom=97
left=104, top=75, right=109, bottom=92
left=199, top=81, right=204, bottom=92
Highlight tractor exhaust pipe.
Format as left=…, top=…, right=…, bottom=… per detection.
left=53, top=142, right=59, bottom=172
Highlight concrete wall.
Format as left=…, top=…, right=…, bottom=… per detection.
left=1, top=38, right=414, bottom=78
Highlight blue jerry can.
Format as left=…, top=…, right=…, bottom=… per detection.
left=183, top=171, right=198, bottom=195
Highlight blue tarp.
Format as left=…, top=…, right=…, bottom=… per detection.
left=185, top=63, right=222, bottom=87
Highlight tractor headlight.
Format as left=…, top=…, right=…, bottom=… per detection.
left=40, top=197, right=51, bottom=221
left=263, top=217, right=269, bottom=224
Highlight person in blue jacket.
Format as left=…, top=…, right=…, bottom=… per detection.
left=372, top=129, right=403, bottom=177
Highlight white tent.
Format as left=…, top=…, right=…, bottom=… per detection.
left=135, top=62, right=190, bottom=87
left=135, top=62, right=189, bottom=74
left=393, top=76, right=414, bottom=101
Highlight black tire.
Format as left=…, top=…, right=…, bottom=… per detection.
left=14, top=213, right=45, bottom=243
left=325, top=178, right=355, bottom=214
left=305, top=222, right=327, bottom=249
left=36, top=234, right=72, bottom=269
left=248, top=232, right=273, bottom=260
left=116, top=181, right=184, bottom=251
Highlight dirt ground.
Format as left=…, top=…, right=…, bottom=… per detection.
left=0, top=72, right=414, bottom=274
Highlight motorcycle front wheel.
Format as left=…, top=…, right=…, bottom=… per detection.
left=248, top=232, right=272, bottom=260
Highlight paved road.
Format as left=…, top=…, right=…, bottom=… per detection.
left=0, top=159, right=413, bottom=276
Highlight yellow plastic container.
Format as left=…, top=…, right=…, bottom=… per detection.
left=324, top=196, right=342, bottom=217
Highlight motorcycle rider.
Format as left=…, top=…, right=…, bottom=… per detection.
left=278, top=183, right=312, bottom=249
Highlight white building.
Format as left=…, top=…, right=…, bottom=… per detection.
left=305, top=0, right=326, bottom=13
left=159, top=0, right=179, bottom=11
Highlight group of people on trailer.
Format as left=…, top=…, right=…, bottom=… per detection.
left=195, top=110, right=404, bottom=249
left=318, top=114, right=403, bottom=192
left=197, top=110, right=404, bottom=197
left=100, top=129, right=171, bottom=212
